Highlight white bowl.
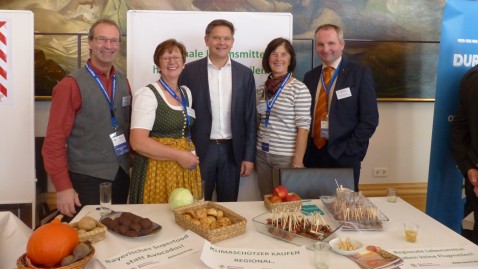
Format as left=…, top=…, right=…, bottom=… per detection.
left=329, top=238, right=364, bottom=255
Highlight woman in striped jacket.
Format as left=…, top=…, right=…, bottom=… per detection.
left=255, top=37, right=312, bottom=197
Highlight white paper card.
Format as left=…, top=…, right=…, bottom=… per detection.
left=390, top=246, right=478, bottom=268
left=257, top=102, right=267, bottom=114
left=201, top=241, right=313, bottom=269
left=336, top=87, right=352, bottom=99
left=187, top=106, right=196, bottom=118
left=122, top=96, right=132, bottom=107
left=100, top=230, right=205, bottom=269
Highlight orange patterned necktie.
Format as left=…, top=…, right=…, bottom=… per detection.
left=313, top=66, right=334, bottom=149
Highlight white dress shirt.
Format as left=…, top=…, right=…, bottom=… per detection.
left=207, top=57, right=233, bottom=139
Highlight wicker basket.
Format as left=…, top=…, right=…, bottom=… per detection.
left=17, top=246, right=95, bottom=269
left=264, top=193, right=302, bottom=211
left=70, top=221, right=107, bottom=243
left=173, top=201, right=247, bottom=243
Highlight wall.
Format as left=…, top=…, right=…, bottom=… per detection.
left=35, top=101, right=434, bottom=193
left=362, top=102, right=433, bottom=184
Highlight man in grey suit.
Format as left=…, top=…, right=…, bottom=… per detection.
left=179, top=19, right=256, bottom=202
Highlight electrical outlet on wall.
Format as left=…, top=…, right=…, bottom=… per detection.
left=373, top=168, right=388, bottom=177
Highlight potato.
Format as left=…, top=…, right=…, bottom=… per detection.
left=78, top=216, right=97, bottom=231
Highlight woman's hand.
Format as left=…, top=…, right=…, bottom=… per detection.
left=176, top=150, right=200, bottom=169
left=291, top=156, right=304, bottom=168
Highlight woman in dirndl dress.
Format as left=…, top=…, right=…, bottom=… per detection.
left=129, top=39, right=202, bottom=203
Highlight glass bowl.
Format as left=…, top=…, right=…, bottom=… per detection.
left=252, top=211, right=342, bottom=249
left=320, top=195, right=389, bottom=231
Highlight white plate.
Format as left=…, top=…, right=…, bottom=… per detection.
left=329, top=238, right=363, bottom=256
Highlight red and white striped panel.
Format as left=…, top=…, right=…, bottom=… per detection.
left=0, top=21, right=7, bottom=102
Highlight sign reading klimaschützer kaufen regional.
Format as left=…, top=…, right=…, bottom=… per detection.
left=201, top=241, right=311, bottom=269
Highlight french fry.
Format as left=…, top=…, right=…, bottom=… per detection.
left=338, top=237, right=357, bottom=251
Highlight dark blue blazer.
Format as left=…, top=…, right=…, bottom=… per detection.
left=179, top=58, right=257, bottom=165
left=304, top=56, right=379, bottom=161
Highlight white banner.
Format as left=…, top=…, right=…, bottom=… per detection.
left=127, top=10, right=292, bottom=92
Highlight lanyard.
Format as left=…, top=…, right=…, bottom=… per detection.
left=159, top=78, right=192, bottom=142
left=264, top=72, right=292, bottom=128
left=320, top=59, right=342, bottom=95
left=85, top=63, right=117, bottom=129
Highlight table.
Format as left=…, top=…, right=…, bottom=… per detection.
left=72, top=198, right=478, bottom=269
left=0, top=211, right=32, bottom=269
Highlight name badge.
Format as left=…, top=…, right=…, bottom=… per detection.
left=122, top=96, right=131, bottom=107
left=187, top=107, right=196, bottom=118
left=261, top=131, right=270, bottom=152
left=110, top=131, right=129, bottom=156
left=336, top=87, right=352, bottom=100
left=261, top=142, right=270, bottom=152
left=320, top=118, right=329, bottom=139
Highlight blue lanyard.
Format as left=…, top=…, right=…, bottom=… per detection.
left=85, top=63, right=117, bottom=129
left=265, top=72, right=292, bottom=128
left=159, top=78, right=192, bottom=142
left=320, top=59, right=342, bottom=95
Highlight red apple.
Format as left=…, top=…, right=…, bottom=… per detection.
left=284, top=194, right=301, bottom=202
left=268, top=195, right=283, bottom=203
left=273, top=185, right=288, bottom=199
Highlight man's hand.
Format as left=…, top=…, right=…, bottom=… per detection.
left=240, top=161, right=254, bottom=176
left=56, top=188, right=81, bottom=217
left=467, top=169, right=478, bottom=197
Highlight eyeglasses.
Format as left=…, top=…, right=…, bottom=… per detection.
left=94, top=37, right=120, bottom=46
left=160, top=56, right=182, bottom=63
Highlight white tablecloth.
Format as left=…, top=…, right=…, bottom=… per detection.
left=0, top=211, right=32, bottom=269
left=69, top=198, right=478, bottom=269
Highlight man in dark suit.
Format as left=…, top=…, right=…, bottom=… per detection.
left=451, top=64, right=478, bottom=245
left=304, top=24, right=379, bottom=191
left=179, top=19, right=256, bottom=202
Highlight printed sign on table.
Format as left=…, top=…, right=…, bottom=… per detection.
left=201, top=241, right=313, bottom=269
left=100, top=230, right=205, bottom=269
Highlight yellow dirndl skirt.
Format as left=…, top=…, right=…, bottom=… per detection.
left=131, top=137, right=202, bottom=204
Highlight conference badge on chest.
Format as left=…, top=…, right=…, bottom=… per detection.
left=110, top=131, right=130, bottom=156
left=320, top=116, right=329, bottom=139
left=261, top=131, right=270, bottom=152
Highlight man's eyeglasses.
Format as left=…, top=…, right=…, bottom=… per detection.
left=160, top=56, right=182, bottom=63
left=94, top=37, right=120, bottom=46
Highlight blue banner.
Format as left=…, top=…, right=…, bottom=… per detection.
left=427, top=0, right=478, bottom=232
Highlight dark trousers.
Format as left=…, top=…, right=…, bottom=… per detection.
left=464, top=178, right=478, bottom=245
left=70, top=168, right=130, bottom=210
left=200, top=142, right=240, bottom=202
left=304, top=138, right=361, bottom=191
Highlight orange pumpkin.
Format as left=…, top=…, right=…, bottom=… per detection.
left=26, top=218, right=79, bottom=267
